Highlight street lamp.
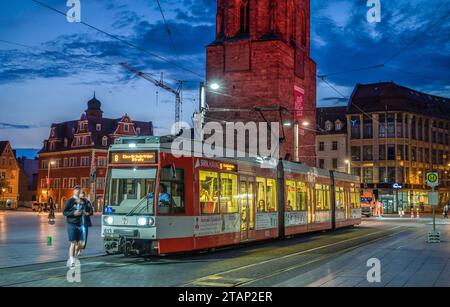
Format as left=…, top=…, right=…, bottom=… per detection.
left=209, top=83, right=220, bottom=91
left=345, top=160, right=351, bottom=174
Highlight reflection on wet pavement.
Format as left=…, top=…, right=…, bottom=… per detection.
left=0, top=212, right=104, bottom=268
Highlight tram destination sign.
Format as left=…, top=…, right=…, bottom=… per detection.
left=110, top=151, right=157, bottom=164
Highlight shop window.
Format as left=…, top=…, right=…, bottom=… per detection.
left=160, top=167, right=185, bottom=214
left=219, top=173, right=238, bottom=213
left=315, top=184, right=330, bottom=211
left=200, top=171, right=219, bottom=215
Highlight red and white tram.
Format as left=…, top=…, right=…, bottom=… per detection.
left=102, top=136, right=361, bottom=256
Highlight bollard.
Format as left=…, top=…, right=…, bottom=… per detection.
left=47, top=236, right=53, bottom=246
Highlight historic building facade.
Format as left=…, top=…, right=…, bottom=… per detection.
left=0, top=141, right=20, bottom=208
left=316, top=107, right=348, bottom=173
left=37, top=95, right=153, bottom=211
left=347, top=82, right=450, bottom=213
left=206, top=0, right=317, bottom=165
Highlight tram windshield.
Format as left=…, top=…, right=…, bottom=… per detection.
left=105, top=168, right=157, bottom=215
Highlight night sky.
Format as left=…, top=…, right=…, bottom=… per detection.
left=0, top=0, right=449, bottom=157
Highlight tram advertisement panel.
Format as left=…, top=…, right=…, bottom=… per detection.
left=285, top=212, right=308, bottom=226
left=315, top=211, right=332, bottom=223
left=351, top=209, right=362, bottom=219
left=255, top=213, right=278, bottom=230
left=194, top=214, right=240, bottom=237
left=336, top=211, right=346, bottom=221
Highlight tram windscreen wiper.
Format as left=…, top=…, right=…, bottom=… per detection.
left=127, top=196, right=154, bottom=216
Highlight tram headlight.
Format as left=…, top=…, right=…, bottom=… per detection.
left=105, top=216, right=114, bottom=225
left=138, top=217, right=148, bottom=226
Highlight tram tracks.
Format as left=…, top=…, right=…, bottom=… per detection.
left=182, top=226, right=412, bottom=287
left=0, top=225, right=414, bottom=287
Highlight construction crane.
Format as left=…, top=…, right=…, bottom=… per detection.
left=120, top=62, right=183, bottom=133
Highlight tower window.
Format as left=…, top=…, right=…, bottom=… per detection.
left=239, top=0, right=250, bottom=34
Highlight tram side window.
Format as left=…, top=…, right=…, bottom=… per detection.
left=286, top=180, right=296, bottom=211
left=200, top=171, right=220, bottom=215
left=160, top=167, right=185, bottom=214
left=350, top=188, right=361, bottom=209
left=296, top=182, right=308, bottom=211
left=266, top=179, right=277, bottom=212
left=315, top=184, right=331, bottom=211
left=256, top=178, right=267, bottom=212
left=335, top=187, right=345, bottom=210
left=220, top=173, right=238, bottom=214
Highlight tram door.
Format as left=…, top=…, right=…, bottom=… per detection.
left=240, top=178, right=255, bottom=241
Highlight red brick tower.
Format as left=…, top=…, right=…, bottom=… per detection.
left=206, top=0, right=317, bottom=165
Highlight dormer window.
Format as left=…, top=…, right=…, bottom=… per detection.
left=64, top=138, right=68, bottom=147
left=96, top=124, right=101, bottom=131
left=325, top=121, right=333, bottom=131
left=124, top=124, right=129, bottom=133
left=335, top=120, right=343, bottom=131
left=51, top=127, right=56, bottom=138
left=136, top=128, right=141, bottom=135
left=102, top=136, right=108, bottom=147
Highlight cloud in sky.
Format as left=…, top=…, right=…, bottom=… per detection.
left=0, top=0, right=449, bottom=149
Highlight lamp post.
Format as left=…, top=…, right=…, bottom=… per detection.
left=345, top=160, right=351, bottom=175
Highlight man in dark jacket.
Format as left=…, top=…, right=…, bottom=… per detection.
left=64, top=186, right=83, bottom=267
left=79, top=192, right=94, bottom=253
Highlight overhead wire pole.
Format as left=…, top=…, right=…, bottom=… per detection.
left=120, top=63, right=183, bottom=133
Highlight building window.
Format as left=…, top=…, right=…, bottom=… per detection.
left=335, top=120, right=343, bottom=131
left=397, top=145, right=404, bottom=161
left=363, top=117, right=373, bottom=139
left=379, top=114, right=386, bottom=138
left=70, top=158, right=77, bottom=167
left=379, top=145, right=386, bottom=160
left=63, top=178, right=68, bottom=189
left=96, top=177, right=106, bottom=190
left=41, top=160, right=48, bottom=169
left=332, top=141, right=338, bottom=151
left=396, top=113, right=403, bottom=138
left=379, top=168, right=387, bottom=183
left=363, top=146, right=373, bottom=161
left=97, top=157, right=107, bottom=167
left=387, top=145, right=396, bottom=160
left=96, top=124, right=101, bottom=131
left=387, top=113, right=395, bottom=138
left=63, top=158, right=68, bottom=168
left=412, top=147, right=417, bottom=162
left=362, top=167, right=373, bottom=184
left=124, top=124, right=129, bottom=133
left=351, top=146, right=361, bottom=161
left=80, top=157, right=90, bottom=167
left=102, top=136, right=108, bottom=147
left=81, top=178, right=90, bottom=188
left=325, top=121, right=333, bottom=131
left=424, top=120, right=429, bottom=141
left=239, top=0, right=250, bottom=34
left=68, top=178, right=76, bottom=188
left=350, top=116, right=361, bottom=139
left=136, top=128, right=141, bottom=135
left=351, top=167, right=361, bottom=177
left=319, top=142, right=325, bottom=151
left=332, top=159, right=338, bottom=169
left=387, top=167, right=396, bottom=183
left=319, top=159, right=325, bottom=169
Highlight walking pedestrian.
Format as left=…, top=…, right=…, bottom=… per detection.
left=48, top=197, right=56, bottom=225
left=63, top=186, right=83, bottom=268
left=78, top=192, right=93, bottom=255
left=443, top=203, right=449, bottom=219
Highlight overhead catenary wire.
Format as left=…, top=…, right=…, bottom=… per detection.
left=32, top=0, right=204, bottom=80
left=155, top=0, right=179, bottom=57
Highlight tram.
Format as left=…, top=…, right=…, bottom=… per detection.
left=102, top=136, right=361, bottom=256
